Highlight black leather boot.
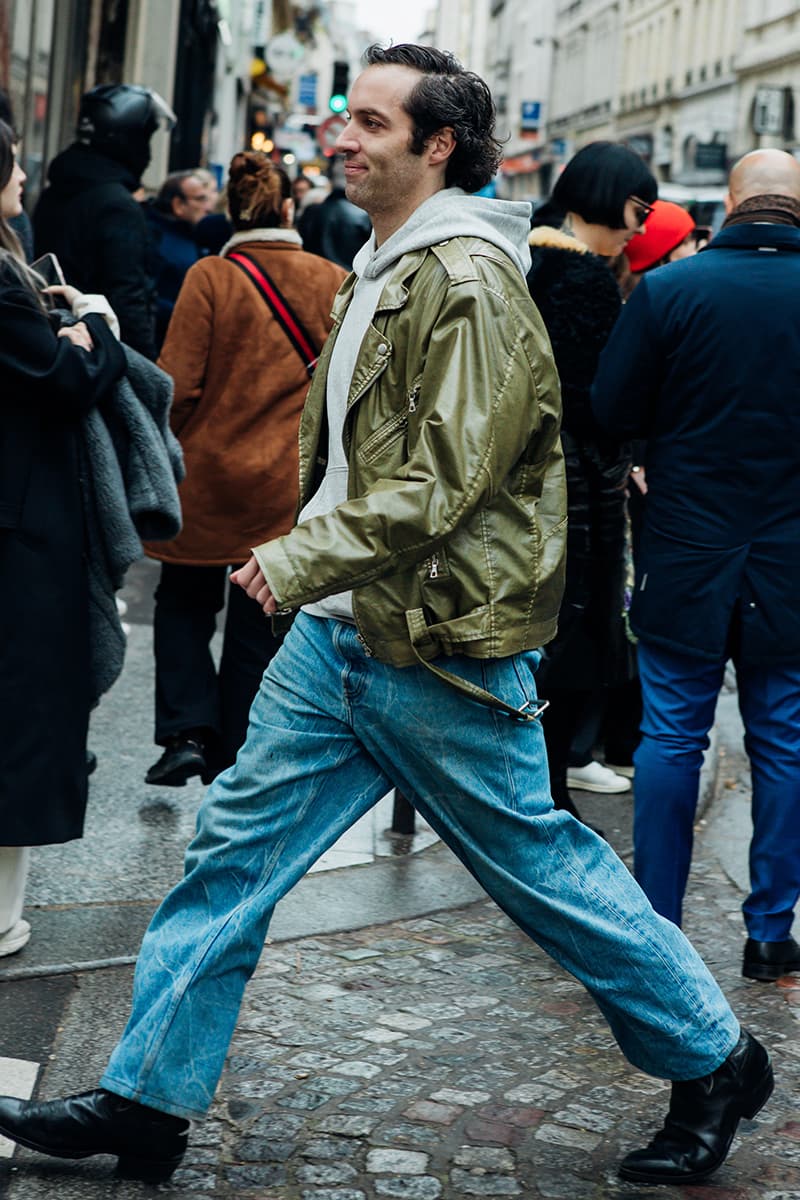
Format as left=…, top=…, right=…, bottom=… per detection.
left=619, top=1030, right=773, bottom=1184
left=743, top=935, right=800, bottom=981
left=145, top=733, right=207, bottom=787
left=0, top=1088, right=189, bottom=1182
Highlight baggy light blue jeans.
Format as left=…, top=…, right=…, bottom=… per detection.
left=102, top=614, right=739, bottom=1120
left=634, top=638, right=800, bottom=939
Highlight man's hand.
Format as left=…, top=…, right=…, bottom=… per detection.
left=231, top=555, right=277, bottom=615
left=57, top=321, right=94, bottom=352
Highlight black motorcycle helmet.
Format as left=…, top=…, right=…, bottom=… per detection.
left=77, top=84, right=176, bottom=177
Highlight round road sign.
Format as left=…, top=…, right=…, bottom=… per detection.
left=317, top=113, right=347, bottom=157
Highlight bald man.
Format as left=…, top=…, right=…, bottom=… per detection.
left=592, top=149, right=800, bottom=982
left=726, top=147, right=800, bottom=208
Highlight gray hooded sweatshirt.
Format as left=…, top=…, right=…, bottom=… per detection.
left=299, top=187, right=532, bottom=623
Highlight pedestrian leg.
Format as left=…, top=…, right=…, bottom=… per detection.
left=0, top=846, right=29, bottom=931
left=348, top=640, right=739, bottom=1082
left=217, top=568, right=286, bottom=772
left=632, top=640, right=724, bottom=926
left=102, top=615, right=392, bottom=1119
left=152, top=562, right=227, bottom=745
left=736, top=659, right=800, bottom=941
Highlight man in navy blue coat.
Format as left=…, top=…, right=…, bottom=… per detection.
left=592, top=149, right=800, bottom=983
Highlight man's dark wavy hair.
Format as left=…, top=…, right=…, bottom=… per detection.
left=363, top=44, right=501, bottom=193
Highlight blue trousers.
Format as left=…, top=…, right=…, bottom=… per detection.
left=102, top=614, right=738, bottom=1119
left=634, top=639, right=800, bottom=939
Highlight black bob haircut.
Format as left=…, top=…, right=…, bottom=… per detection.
left=552, top=141, right=658, bottom=229
left=363, top=43, right=502, bottom=193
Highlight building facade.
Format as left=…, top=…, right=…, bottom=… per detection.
left=1, top=0, right=221, bottom=205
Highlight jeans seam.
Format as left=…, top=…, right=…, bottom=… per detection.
left=539, top=821, right=724, bottom=1037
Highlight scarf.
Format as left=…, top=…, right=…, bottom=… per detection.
left=722, top=193, right=800, bottom=229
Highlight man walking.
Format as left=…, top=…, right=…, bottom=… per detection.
left=592, top=149, right=800, bottom=982
left=0, top=46, right=772, bottom=1188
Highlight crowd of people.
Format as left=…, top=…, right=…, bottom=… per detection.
left=0, top=38, right=798, bottom=1190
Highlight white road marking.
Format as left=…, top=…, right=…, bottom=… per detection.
left=0, top=1057, right=39, bottom=1158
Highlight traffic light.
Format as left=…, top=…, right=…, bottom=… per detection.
left=329, top=61, right=349, bottom=114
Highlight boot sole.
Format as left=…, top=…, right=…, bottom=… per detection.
left=0, top=1123, right=183, bottom=1181
left=145, top=761, right=205, bottom=787
left=743, top=960, right=800, bottom=982
left=618, top=1063, right=775, bottom=1185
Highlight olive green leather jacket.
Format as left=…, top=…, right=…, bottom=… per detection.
left=254, top=235, right=566, bottom=682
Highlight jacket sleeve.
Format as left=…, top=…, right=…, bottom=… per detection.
left=0, top=281, right=125, bottom=413
left=253, top=265, right=558, bottom=609
left=156, top=263, right=213, bottom=435
left=96, top=195, right=157, bottom=360
left=592, top=277, right=663, bottom=437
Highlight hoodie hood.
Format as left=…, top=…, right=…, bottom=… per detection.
left=353, top=188, right=533, bottom=281
left=45, top=142, right=140, bottom=197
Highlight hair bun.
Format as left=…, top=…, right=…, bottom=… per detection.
left=226, top=151, right=289, bottom=229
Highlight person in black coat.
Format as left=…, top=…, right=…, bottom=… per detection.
left=0, top=120, right=126, bottom=957
left=33, top=84, right=175, bottom=359
left=593, top=148, right=800, bottom=982
left=526, top=142, right=657, bottom=829
left=298, top=154, right=371, bottom=269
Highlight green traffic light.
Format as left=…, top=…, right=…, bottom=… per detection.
left=329, top=93, right=347, bottom=114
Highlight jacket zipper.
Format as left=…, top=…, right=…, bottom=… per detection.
left=429, top=554, right=439, bottom=579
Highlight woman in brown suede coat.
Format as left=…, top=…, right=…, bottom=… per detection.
left=145, top=152, right=347, bottom=786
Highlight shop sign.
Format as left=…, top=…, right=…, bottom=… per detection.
left=754, top=86, right=785, bottom=135
left=520, top=101, right=541, bottom=132
left=694, top=142, right=726, bottom=170
left=298, top=73, right=317, bottom=108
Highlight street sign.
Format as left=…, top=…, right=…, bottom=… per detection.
left=521, top=100, right=541, bottom=132
left=265, top=31, right=306, bottom=82
left=298, top=72, right=317, bottom=108
left=317, top=112, right=347, bottom=156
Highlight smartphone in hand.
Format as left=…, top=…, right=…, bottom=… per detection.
left=31, top=252, right=66, bottom=287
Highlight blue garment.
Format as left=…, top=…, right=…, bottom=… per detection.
left=145, top=207, right=204, bottom=349
left=101, top=613, right=738, bottom=1120
left=592, top=222, right=800, bottom=664
left=634, top=639, right=800, bottom=940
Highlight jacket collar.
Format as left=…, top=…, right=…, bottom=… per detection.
left=704, top=223, right=800, bottom=253
left=220, top=228, right=303, bottom=257
left=528, top=225, right=591, bottom=255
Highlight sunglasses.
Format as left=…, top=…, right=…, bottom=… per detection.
left=629, top=196, right=655, bottom=225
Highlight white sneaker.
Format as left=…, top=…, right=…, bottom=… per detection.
left=605, top=762, right=635, bottom=779
left=0, top=919, right=31, bottom=957
left=566, top=761, right=631, bottom=794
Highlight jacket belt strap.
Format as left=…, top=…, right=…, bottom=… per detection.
left=404, top=609, right=546, bottom=722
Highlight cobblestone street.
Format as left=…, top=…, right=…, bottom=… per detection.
left=7, top=859, right=799, bottom=1199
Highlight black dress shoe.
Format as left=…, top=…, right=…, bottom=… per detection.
left=86, top=750, right=98, bottom=776
left=0, top=1088, right=189, bottom=1181
left=145, top=733, right=207, bottom=786
left=619, top=1029, right=773, bottom=1185
left=743, top=935, right=800, bottom=982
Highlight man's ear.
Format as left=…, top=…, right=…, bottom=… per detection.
left=171, top=195, right=183, bottom=218
left=723, top=191, right=734, bottom=215
left=426, top=126, right=456, bottom=167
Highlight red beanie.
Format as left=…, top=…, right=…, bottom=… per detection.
left=624, top=200, right=696, bottom=272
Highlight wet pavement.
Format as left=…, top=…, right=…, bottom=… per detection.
left=0, top=563, right=798, bottom=1198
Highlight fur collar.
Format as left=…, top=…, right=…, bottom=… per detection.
left=220, top=228, right=302, bottom=257
left=528, top=225, right=591, bottom=254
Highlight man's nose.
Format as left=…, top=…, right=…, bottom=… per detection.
left=335, top=121, right=358, bottom=153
